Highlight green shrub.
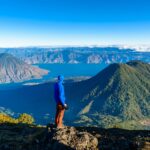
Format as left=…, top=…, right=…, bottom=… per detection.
left=0, top=113, right=34, bottom=124
left=17, top=113, right=34, bottom=124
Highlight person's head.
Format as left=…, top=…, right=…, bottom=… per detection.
left=58, top=75, right=64, bottom=82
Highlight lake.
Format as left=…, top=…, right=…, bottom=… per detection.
left=0, top=63, right=107, bottom=89
left=35, top=63, right=107, bottom=80
left=0, top=63, right=108, bottom=124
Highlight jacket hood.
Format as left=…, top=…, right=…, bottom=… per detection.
left=58, top=75, right=64, bottom=82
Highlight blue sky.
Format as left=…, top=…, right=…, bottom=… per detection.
left=0, top=0, right=150, bottom=47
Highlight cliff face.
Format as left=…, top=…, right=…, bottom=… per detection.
left=0, top=123, right=149, bottom=150
left=0, top=47, right=149, bottom=64
left=0, top=53, right=49, bottom=83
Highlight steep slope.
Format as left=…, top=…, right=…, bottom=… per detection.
left=65, top=61, right=150, bottom=127
left=0, top=61, right=149, bottom=129
left=0, top=53, right=48, bottom=83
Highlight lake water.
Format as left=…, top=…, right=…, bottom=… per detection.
left=35, top=63, right=107, bottom=79
left=0, top=63, right=107, bottom=89
left=0, top=63, right=108, bottom=124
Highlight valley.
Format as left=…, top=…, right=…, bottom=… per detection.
left=0, top=61, right=149, bottom=130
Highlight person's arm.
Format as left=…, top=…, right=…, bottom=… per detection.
left=58, top=83, right=66, bottom=106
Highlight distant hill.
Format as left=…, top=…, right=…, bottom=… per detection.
left=0, top=53, right=48, bottom=83
left=0, top=47, right=150, bottom=64
left=67, top=60, right=150, bottom=128
left=0, top=61, right=149, bottom=129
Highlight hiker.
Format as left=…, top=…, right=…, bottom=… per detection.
left=54, top=75, right=68, bottom=128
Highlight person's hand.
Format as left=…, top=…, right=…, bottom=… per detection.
left=64, top=104, right=69, bottom=110
left=64, top=104, right=67, bottom=107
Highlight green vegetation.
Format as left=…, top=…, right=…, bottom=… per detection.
left=72, top=61, right=150, bottom=129
left=75, top=113, right=150, bottom=130
left=18, top=113, right=35, bottom=124
left=0, top=113, right=34, bottom=124
left=0, top=61, right=149, bottom=130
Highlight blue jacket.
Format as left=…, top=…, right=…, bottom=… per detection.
left=54, top=81, right=66, bottom=106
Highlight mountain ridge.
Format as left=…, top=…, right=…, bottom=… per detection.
left=0, top=47, right=149, bottom=64
left=65, top=61, right=150, bottom=127
left=0, top=60, right=149, bottom=129
left=0, top=53, right=49, bottom=83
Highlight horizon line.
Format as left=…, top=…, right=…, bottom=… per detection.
left=0, top=44, right=150, bottom=48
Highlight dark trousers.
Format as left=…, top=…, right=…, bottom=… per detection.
left=55, top=104, right=65, bottom=128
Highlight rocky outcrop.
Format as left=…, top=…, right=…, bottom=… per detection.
left=0, top=124, right=98, bottom=150
left=0, top=53, right=49, bottom=83
left=46, top=125, right=98, bottom=150
left=0, top=123, right=149, bottom=150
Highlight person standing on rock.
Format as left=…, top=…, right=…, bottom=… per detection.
left=54, top=75, right=68, bottom=128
